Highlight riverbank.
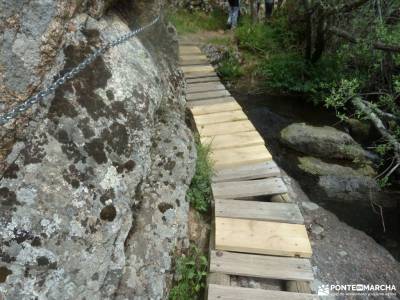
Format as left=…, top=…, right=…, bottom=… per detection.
left=173, top=24, right=400, bottom=300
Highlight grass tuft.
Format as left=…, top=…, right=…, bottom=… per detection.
left=167, top=9, right=226, bottom=34
left=186, top=138, right=213, bottom=214
left=169, top=245, right=208, bottom=300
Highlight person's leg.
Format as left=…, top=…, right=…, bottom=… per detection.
left=227, top=6, right=233, bottom=27
left=231, top=6, right=239, bottom=28
left=265, top=0, right=274, bottom=18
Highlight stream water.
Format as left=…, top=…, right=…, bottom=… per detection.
left=233, top=91, right=400, bottom=260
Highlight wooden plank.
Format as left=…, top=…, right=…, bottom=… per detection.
left=208, top=284, right=316, bottom=300
left=194, top=110, right=247, bottom=126
left=215, top=199, right=304, bottom=224
left=186, top=76, right=220, bottom=84
left=212, top=161, right=280, bottom=182
left=188, top=97, right=236, bottom=108
left=188, top=97, right=235, bottom=108
left=210, top=145, right=272, bottom=170
left=212, top=177, right=286, bottom=199
left=210, top=251, right=313, bottom=281
left=180, top=54, right=208, bottom=61
left=197, top=120, right=255, bottom=137
left=201, top=131, right=264, bottom=150
left=190, top=101, right=241, bottom=115
left=187, top=82, right=226, bottom=93
left=286, top=281, right=313, bottom=294
left=187, top=90, right=231, bottom=101
left=180, top=46, right=202, bottom=55
left=215, top=217, right=313, bottom=257
left=180, top=55, right=209, bottom=66
left=180, top=60, right=210, bottom=66
left=184, top=71, right=218, bottom=78
left=182, top=65, right=214, bottom=74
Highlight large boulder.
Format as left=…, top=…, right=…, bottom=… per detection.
left=297, top=157, right=397, bottom=207
left=280, top=123, right=373, bottom=162
left=0, top=1, right=196, bottom=299
left=298, top=156, right=376, bottom=178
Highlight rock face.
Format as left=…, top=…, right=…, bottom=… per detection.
left=0, top=1, right=196, bottom=299
left=280, top=123, right=373, bottom=162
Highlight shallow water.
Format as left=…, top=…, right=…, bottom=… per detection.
left=234, top=91, right=400, bottom=260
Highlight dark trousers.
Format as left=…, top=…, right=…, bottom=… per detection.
left=257, top=0, right=274, bottom=17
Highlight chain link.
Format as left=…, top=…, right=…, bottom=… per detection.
left=0, top=15, right=160, bottom=126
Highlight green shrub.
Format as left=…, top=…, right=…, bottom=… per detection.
left=235, top=13, right=296, bottom=53
left=186, top=139, right=213, bottom=213
left=169, top=245, right=208, bottom=300
left=167, top=9, right=226, bottom=34
left=217, top=50, right=243, bottom=81
left=258, top=52, right=343, bottom=100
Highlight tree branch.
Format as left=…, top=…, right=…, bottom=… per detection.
left=352, top=97, right=400, bottom=163
left=328, top=26, right=400, bottom=53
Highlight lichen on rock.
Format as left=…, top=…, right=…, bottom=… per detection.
left=0, top=1, right=195, bottom=299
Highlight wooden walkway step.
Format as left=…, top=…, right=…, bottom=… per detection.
left=180, top=44, right=315, bottom=299
left=187, top=90, right=231, bottom=101
left=212, top=177, right=286, bottom=199
left=215, top=217, right=312, bottom=257
left=197, top=120, right=256, bottom=137
left=180, top=54, right=209, bottom=66
left=188, top=97, right=235, bottom=107
left=215, top=199, right=304, bottom=224
left=210, top=251, right=313, bottom=281
left=212, top=161, right=280, bottom=182
left=211, top=145, right=272, bottom=170
left=208, top=285, right=317, bottom=300
left=180, top=46, right=202, bottom=55
left=190, top=101, right=242, bottom=115
left=186, top=82, right=226, bottom=93
left=186, top=76, right=220, bottom=84
left=194, top=110, right=247, bottom=126
left=202, top=131, right=264, bottom=150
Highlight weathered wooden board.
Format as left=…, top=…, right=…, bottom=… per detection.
left=182, top=65, right=214, bottom=73
left=188, top=97, right=235, bottom=108
left=179, top=55, right=209, bottom=65
left=197, top=120, right=255, bottom=137
left=187, top=90, right=231, bottom=101
left=180, top=54, right=208, bottom=60
left=201, top=131, right=264, bottom=150
left=180, top=46, right=202, bottom=55
left=194, top=110, right=247, bottom=126
left=180, top=60, right=210, bottom=66
left=208, top=284, right=317, bottom=300
left=184, top=70, right=218, bottom=78
left=186, top=76, right=220, bottom=84
left=210, top=250, right=313, bottom=281
left=186, top=82, right=226, bottom=93
left=212, top=177, right=286, bottom=199
left=210, top=145, right=272, bottom=170
left=212, top=161, right=280, bottom=182
left=190, top=101, right=242, bottom=115
left=215, top=199, right=304, bottom=224
left=215, top=217, right=313, bottom=257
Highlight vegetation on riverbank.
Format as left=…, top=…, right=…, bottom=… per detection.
left=169, top=1, right=400, bottom=186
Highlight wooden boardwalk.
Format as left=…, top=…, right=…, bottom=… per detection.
left=179, top=44, right=316, bottom=300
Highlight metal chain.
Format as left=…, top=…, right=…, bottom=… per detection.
left=0, top=15, right=160, bottom=126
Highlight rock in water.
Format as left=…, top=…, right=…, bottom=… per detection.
left=280, top=123, right=372, bottom=162
left=0, top=1, right=196, bottom=299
